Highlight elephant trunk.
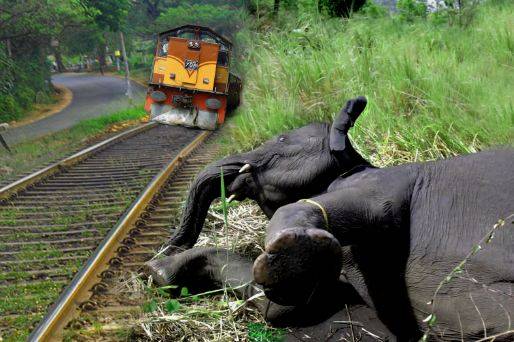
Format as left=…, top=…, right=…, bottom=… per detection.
left=164, top=155, right=248, bottom=253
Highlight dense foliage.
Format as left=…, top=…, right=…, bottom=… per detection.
left=319, top=0, right=368, bottom=16
left=0, top=47, right=52, bottom=122
left=156, top=3, right=244, bottom=36
left=0, top=0, right=130, bottom=122
left=223, top=0, right=513, bottom=165
left=0, top=0, right=86, bottom=122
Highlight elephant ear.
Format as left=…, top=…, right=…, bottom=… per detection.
left=329, top=96, right=367, bottom=152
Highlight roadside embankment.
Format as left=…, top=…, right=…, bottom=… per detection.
left=7, top=83, right=73, bottom=128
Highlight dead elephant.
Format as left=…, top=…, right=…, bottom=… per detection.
left=164, top=96, right=372, bottom=252
left=148, top=150, right=514, bottom=340
left=147, top=110, right=514, bottom=340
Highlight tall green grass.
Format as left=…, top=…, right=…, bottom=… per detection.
left=225, top=1, right=513, bottom=166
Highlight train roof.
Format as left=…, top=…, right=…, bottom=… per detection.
left=158, top=25, right=232, bottom=48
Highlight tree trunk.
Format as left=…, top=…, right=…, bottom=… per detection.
left=119, top=31, right=133, bottom=99
left=273, top=0, right=280, bottom=16
left=144, top=0, right=161, bottom=20
left=54, top=46, right=66, bottom=73
left=98, top=37, right=107, bottom=75
left=5, top=39, right=12, bottom=57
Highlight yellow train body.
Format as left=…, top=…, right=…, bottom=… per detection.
left=145, top=25, right=241, bottom=130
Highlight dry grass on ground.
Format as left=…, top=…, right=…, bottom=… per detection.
left=120, top=202, right=286, bottom=342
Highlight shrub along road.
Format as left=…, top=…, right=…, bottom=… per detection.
left=2, top=73, right=146, bottom=145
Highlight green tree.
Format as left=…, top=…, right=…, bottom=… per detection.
left=79, top=0, right=131, bottom=78
left=79, top=0, right=131, bottom=32
left=156, top=3, right=244, bottom=36
left=0, top=0, right=90, bottom=121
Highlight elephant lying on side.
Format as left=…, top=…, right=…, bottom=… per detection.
left=147, top=149, right=514, bottom=341
left=163, top=96, right=372, bottom=252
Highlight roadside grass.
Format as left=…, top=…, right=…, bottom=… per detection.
left=223, top=1, right=513, bottom=166
left=0, top=106, right=148, bottom=183
left=6, top=84, right=71, bottom=128
left=0, top=107, right=150, bottom=341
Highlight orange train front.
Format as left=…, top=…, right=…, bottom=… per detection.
left=145, top=25, right=242, bottom=130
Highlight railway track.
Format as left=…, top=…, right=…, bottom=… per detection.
left=59, top=138, right=220, bottom=341
left=0, top=123, right=211, bottom=341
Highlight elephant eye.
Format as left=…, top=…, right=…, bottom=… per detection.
left=278, top=135, right=286, bottom=143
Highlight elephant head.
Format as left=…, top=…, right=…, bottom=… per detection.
left=164, top=96, right=371, bottom=252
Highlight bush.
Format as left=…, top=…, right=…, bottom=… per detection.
left=0, top=44, right=53, bottom=123
left=361, top=1, right=389, bottom=17
left=428, top=0, right=481, bottom=28
left=397, top=0, right=427, bottom=22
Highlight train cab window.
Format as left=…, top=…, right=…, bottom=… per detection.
left=176, top=31, right=195, bottom=40
left=158, top=39, right=168, bottom=57
left=217, top=51, right=229, bottom=67
left=200, top=33, right=217, bottom=44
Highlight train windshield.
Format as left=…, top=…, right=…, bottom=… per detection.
left=176, top=31, right=195, bottom=40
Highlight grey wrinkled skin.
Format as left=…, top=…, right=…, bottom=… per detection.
left=164, top=96, right=372, bottom=252
left=256, top=149, right=514, bottom=341
left=147, top=149, right=513, bottom=341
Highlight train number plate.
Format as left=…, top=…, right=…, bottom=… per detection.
left=184, top=59, right=199, bottom=71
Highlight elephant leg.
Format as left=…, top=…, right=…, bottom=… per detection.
left=143, top=247, right=254, bottom=294
left=252, top=183, right=422, bottom=339
left=253, top=226, right=343, bottom=306
left=252, top=201, right=344, bottom=306
left=143, top=247, right=362, bottom=328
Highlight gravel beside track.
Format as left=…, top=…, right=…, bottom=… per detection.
left=61, top=136, right=220, bottom=340
left=0, top=124, right=200, bottom=341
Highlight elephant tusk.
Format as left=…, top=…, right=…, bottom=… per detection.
left=227, top=194, right=236, bottom=203
left=239, top=163, right=251, bottom=173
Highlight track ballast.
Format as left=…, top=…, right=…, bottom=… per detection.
left=0, top=123, right=201, bottom=341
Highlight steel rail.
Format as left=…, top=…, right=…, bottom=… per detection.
left=0, top=122, right=157, bottom=201
left=28, top=130, right=210, bottom=341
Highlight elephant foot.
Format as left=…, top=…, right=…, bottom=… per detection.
left=253, top=227, right=342, bottom=306
left=142, top=256, right=174, bottom=287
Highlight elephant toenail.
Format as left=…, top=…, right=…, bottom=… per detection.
left=266, top=229, right=296, bottom=253
left=253, top=253, right=271, bottom=285
left=306, top=228, right=333, bottom=241
left=143, top=261, right=169, bottom=286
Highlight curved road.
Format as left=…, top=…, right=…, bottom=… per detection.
left=3, top=73, right=146, bottom=145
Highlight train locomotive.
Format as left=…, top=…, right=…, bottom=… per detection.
left=144, top=25, right=242, bottom=130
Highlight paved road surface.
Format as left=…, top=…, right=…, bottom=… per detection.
left=2, top=73, right=146, bottom=145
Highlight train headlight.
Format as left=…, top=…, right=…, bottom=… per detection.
left=206, top=98, right=221, bottom=110
left=188, top=40, right=200, bottom=50
left=203, top=78, right=209, bottom=84
left=150, top=90, right=167, bottom=102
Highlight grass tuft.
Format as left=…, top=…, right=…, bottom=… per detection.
left=224, top=1, right=513, bottom=166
